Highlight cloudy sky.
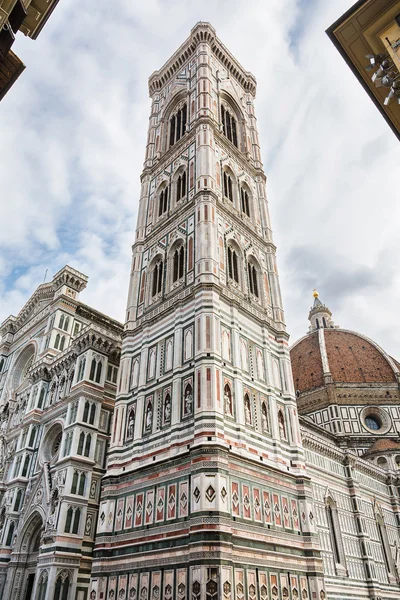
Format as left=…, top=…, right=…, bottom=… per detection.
left=1, top=0, right=400, bottom=357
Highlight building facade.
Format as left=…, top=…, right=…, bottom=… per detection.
left=292, top=292, right=400, bottom=600
left=90, top=22, right=324, bottom=600
left=326, top=0, right=400, bottom=140
left=1, top=20, right=400, bottom=600
left=0, top=0, right=60, bottom=100
left=0, top=266, right=122, bottom=600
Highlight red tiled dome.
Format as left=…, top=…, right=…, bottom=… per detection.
left=291, top=329, right=397, bottom=393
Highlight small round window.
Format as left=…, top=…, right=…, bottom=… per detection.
left=365, top=415, right=381, bottom=431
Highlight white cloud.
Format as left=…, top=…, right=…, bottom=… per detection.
left=1, top=0, right=399, bottom=359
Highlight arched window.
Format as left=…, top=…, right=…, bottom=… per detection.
left=21, top=455, right=30, bottom=477
left=78, top=472, right=86, bottom=496
left=169, top=103, right=187, bottom=147
left=325, top=497, right=347, bottom=573
left=158, top=185, right=169, bottom=216
left=6, top=521, right=15, bottom=546
left=89, top=358, right=96, bottom=381
left=173, top=246, right=185, bottom=283
left=84, top=434, right=91, bottom=457
left=83, top=401, right=90, bottom=423
left=54, top=571, right=71, bottom=600
left=227, top=246, right=239, bottom=283
left=376, top=513, right=394, bottom=575
left=59, top=314, right=65, bottom=330
left=316, top=318, right=320, bottom=329
left=59, top=336, right=65, bottom=352
left=14, top=490, right=22, bottom=512
left=240, top=187, right=250, bottom=217
left=89, top=403, right=96, bottom=425
left=176, top=171, right=187, bottom=202
left=64, top=317, right=70, bottom=331
left=28, top=426, right=37, bottom=448
left=152, top=261, right=163, bottom=297
left=0, top=358, right=4, bottom=372
left=77, top=356, right=86, bottom=381
left=72, top=509, right=81, bottom=535
left=54, top=334, right=60, bottom=350
left=248, top=263, right=259, bottom=297
left=223, top=171, right=233, bottom=202
left=77, top=432, right=85, bottom=455
left=65, top=508, right=73, bottom=533
left=322, top=317, right=327, bottom=328
left=71, top=471, right=79, bottom=494
left=95, top=361, right=102, bottom=384
left=37, top=571, right=48, bottom=600
left=221, top=104, right=238, bottom=147
left=38, top=386, right=46, bottom=409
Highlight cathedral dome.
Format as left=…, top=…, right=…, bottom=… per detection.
left=291, top=294, right=399, bottom=393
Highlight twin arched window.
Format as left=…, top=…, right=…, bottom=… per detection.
left=65, top=508, right=80, bottom=535
left=169, top=103, right=187, bottom=148
left=54, top=334, right=65, bottom=351
left=152, top=261, right=164, bottom=297
left=83, top=401, right=96, bottom=425
left=221, top=105, right=238, bottom=147
left=173, top=246, right=185, bottom=283
left=59, top=314, right=70, bottom=331
left=158, top=185, right=169, bottom=217
left=77, top=432, right=91, bottom=457
left=71, top=471, right=86, bottom=496
left=89, top=357, right=102, bottom=384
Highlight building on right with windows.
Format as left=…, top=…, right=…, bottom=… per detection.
left=291, top=291, right=400, bottom=599
left=326, top=0, right=400, bottom=140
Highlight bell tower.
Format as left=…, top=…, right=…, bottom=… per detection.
left=91, top=23, right=325, bottom=600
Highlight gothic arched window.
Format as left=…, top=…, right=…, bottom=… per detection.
left=376, top=513, right=395, bottom=576
left=227, top=246, right=239, bottom=284
left=89, top=403, right=96, bottom=425
left=176, top=171, right=187, bottom=202
left=77, top=432, right=85, bottom=455
left=83, top=401, right=90, bottom=423
left=84, top=434, right=91, bottom=457
left=173, top=246, right=185, bottom=283
left=78, top=472, right=86, bottom=496
left=169, top=103, right=187, bottom=148
left=158, top=185, right=169, bottom=217
left=240, top=187, right=250, bottom=216
left=5, top=521, right=15, bottom=546
left=325, top=496, right=347, bottom=574
left=59, top=336, right=65, bottom=352
left=221, top=104, right=238, bottom=147
left=65, top=508, right=73, bottom=533
left=152, top=261, right=163, bottom=297
left=13, top=490, right=22, bottom=512
left=248, top=263, right=259, bottom=298
left=54, top=571, right=71, bottom=600
left=223, top=171, right=233, bottom=202
left=71, top=471, right=79, bottom=494
left=37, top=571, right=48, bottom=600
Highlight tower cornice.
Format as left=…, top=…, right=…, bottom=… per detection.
left=148, top=22, right=257, bottom=97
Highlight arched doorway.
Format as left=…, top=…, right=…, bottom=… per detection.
left=12, top=512, right=44, bottom=600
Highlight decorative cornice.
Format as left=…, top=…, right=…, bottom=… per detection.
left=148, top=22, right=257, bottom=97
